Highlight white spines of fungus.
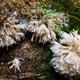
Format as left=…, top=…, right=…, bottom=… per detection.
left=50, top=31, right=80, bottom=76
left=8, top=57, right=24, bottom=73
left=25, top=13, right=69, bottom=44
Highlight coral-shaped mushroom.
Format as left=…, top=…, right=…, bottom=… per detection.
left=0, top=12, right=25, bottom=47
left=25, top=13, right=69, bottom=44
left=4, top=23, right=24, bottom=41
left=0, top=30, right=16, bottom=47
left=50, top=31, right=80, bottom=76
left=8, top=57, right=24, bottom=73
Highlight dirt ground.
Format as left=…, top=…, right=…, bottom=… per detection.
left=0, top=37, right=53, bottom=80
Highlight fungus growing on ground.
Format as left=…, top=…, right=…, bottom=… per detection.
left=8, top=57, right=24, bottom=73
left=25, top=13, right=69, bottom=44
left=51, top=31, right=80, bottom=76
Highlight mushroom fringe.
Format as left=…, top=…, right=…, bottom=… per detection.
left=25, top=13, right=69, bottom=44
left=50, top=31, right=80, bottom=76
left=0, top=12, right=25, bottom=47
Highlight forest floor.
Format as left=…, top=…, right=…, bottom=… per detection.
left=0, top=31, right=69, bottom=80
left=0, top=36, right=53, bottom=80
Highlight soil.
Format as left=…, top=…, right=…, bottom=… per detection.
left=0, top=37, right=53, bottom=80
left=0, top=32, right=69, bottom=80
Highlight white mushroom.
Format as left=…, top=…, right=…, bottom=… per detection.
left=8, top=57, right=24, bottom=73
left=51, top=31, right=80, bottom=76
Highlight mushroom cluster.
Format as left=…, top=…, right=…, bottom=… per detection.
left=51, top=31, right=80, bottom=76
left=25, top=13, right=69, bottom=44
